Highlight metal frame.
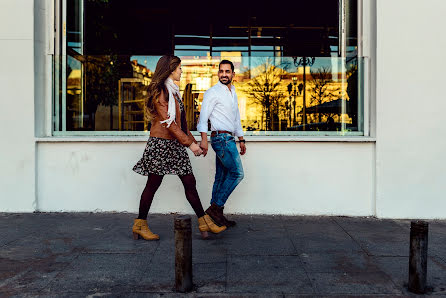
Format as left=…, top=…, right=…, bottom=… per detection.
left=61, top=0, right=67, bottom=131
left=54, top=0, right=61, bottom=132
left=54, top=0, right=86, bottom=133
left=339, top=0, right=347, bottom=133
left=52, top=130, right=365, bottom=137
left=51, top=0, right=372, bottom=138
left=79, top=0, right=84, bottom=128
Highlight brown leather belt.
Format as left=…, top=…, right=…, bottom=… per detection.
left=211, top=130, right=233, bottom=137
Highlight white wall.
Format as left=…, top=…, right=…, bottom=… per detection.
left=376, top=0, right=446, bottom=218
left=37, top=141, right=375, bottom=216
left=6, top=0, right=446, bottom=219
left=0, top=0, right=35, bottom=211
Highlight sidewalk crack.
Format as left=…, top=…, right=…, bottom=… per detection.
left=39, top=249, right=84, bottom=294
left=137, top=240, right=161, bottom=284
left=332, top=217, right=370, bottom=256
left=282, top=219, right=316, bottom=294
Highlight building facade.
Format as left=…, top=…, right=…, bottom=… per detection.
left=1, top=0, right=445, bottom=218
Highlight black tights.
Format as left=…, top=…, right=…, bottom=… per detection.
left=137, top=174, right=205, bottom=220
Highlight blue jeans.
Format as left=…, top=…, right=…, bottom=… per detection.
left=210, top=133, right=244, bottom=207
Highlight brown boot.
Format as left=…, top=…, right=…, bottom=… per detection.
left=221, top=206, right=236, bottom=227
left=205, top=203, right=226, bottom=227
left=198, top=215, right=226, bottom=239
left=132, top=219, right=160, bottom=241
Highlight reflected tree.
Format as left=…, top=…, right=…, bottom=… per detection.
left=85, top=55, right=125, bottom=130
left=308, top=67, right=339, bottom=123
left=243, top=60, right=287, bottom=131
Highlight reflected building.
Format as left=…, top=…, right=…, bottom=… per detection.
left=55, top=0, right=360, bottom=134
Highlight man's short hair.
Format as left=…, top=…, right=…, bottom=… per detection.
left=219, top=60, right=234, bottom=72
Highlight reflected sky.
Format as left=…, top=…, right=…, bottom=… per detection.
left=130, top=54, right=357, bottom=75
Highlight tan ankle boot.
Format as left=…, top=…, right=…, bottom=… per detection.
left=198, top=214, right=226, bottom=239
left=132, top=219, right=160, bottom=241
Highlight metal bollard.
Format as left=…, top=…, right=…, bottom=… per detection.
left=408, top=220, right=428, bottom=294
left=174, top=215, right=193, bottom=292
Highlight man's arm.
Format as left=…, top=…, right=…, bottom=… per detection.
left=234, top=93, right=246, bottom=155
left=200, top=132, right=209, bottom=156
left=197, top=90, right=216, bottom=157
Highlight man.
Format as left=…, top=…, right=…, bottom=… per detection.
left=197, top=60, right=246, bottom=227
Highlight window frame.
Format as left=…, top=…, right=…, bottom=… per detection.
left=50, top=0, right=373, bottom=139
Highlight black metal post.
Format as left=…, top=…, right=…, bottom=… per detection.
left=174, top=215, right=193, bottom=293
left=408, top=220, right=428, bottom=294
left=293, top=57, right=315, bottom=131
left=292, top=95, right=296, bottom=126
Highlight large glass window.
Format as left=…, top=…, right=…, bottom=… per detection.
left=54, top=0, right=365, bottom=136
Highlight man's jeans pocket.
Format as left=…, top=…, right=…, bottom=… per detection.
left=211, top=138, right=225, bottom=159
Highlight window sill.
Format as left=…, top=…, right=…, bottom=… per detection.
left=36, top=136, right=376, bottom=143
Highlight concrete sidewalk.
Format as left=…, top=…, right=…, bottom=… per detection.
left=1, top=213, right=446, bottom=297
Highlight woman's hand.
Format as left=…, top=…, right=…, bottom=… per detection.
left=189, top=143, right=203, bottom=156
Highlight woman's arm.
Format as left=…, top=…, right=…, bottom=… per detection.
left=186, top=127, right=198, bottom=144
left=154, top=89, right=193, bottom=147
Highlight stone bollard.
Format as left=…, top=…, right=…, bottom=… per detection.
left=408, top=220, right=428, bottom=294
left=174, top=215, right=193, bottom=292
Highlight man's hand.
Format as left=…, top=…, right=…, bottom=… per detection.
left=199, top=141, right=208, bottom=157
left=189, top=143, right=203, bottom=156
left=199, top=132, right=208, bottom=157
left=239, top=141, right=246, bottom=155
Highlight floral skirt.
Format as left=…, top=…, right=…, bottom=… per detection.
left=133, top=137, right=193, bottom=176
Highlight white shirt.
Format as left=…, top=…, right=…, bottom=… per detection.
left=197, top=81, right=244, bottom=137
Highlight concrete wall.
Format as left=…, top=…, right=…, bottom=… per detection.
left=3, top=0, right=446, bottom=219
left=0, top=0, right=35, bottom=211
left=36, top=141, right=375, bottom=216
left=376, top=0, right=446, bottom=218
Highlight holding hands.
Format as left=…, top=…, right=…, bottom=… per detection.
left=191, top=136, right=246, bottom=157
left=189, top=143, right=203, bottom=157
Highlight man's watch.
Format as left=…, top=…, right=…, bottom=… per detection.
left=238, top=139, right=246, bottom=143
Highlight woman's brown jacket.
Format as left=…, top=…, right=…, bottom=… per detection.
left=149, top=88, right=197, bottom=147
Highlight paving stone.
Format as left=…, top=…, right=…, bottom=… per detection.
left=0, top=253, right=78, bottom=295
left=226, top=255, right=314, bottom=294
left=212, top=220, right=295, bottom=256
left=299, top=251, right=381, bottom=273
left=44, top=253, right=149, bottom=293
left=309, top=271, right=402, bottom=295
left=218, top=230, right=297, bottom=256
left=0, top=233, right=83, bottom=295
left=288, top=231, right=363, bottom=254
left=374, top=256, right=446, bottom=295
left=1, top=213, right=446, bottom=296
left=192, top=239, right=227, bottom=264
left=428, top=228, right=446, bottom=261
left=283, top=216, right=343, bottom=235
left=194, top=262, right=226, bottom=293
left=334, top=217, right=410, bottom=256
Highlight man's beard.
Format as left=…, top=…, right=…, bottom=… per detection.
left=219, top=76, right=232, bottom=85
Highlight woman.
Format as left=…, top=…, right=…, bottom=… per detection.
left=132, top=55, right=226, bottom=240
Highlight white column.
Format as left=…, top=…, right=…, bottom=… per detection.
left=0, top=0, right=36, bottom=211
left=376, top=0, right=446, bottom=218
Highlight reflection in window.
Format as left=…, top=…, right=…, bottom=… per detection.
left=55, top=0, right=362, bottom=135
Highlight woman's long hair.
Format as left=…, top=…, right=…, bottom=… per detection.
left=145, top=55, right=181, bottom=118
